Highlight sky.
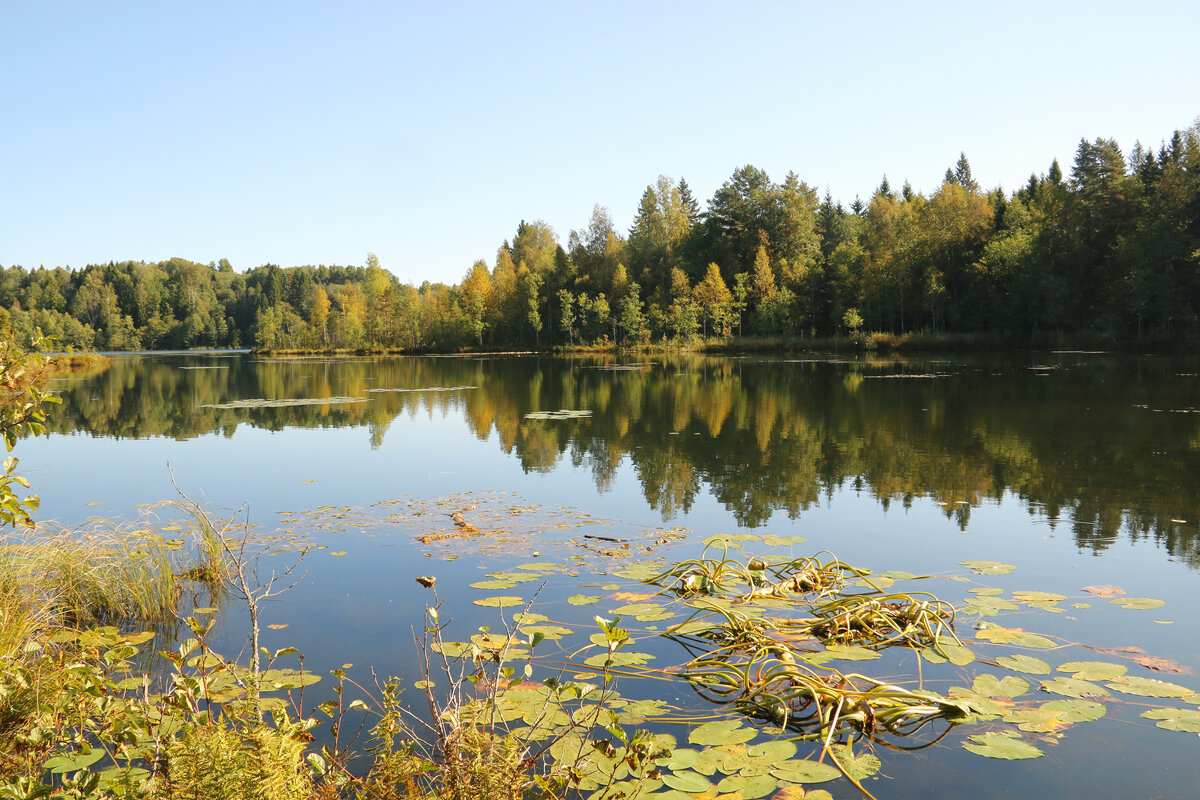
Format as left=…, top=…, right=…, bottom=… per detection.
left=3, top=1, right=1198, bottom=286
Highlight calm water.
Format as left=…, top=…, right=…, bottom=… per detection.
left=23, top=351, right=1200, bottom=798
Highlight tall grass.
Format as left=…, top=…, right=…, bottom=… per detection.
left=1, top=517, right=229, bottom=630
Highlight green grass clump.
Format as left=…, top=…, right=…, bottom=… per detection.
left=2, top=519, right=228, bottom=630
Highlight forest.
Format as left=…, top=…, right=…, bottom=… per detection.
left=4, top=120, right=1198, bottom=352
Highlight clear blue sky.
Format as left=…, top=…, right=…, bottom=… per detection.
left=3, top=1, right=1197, bottom=285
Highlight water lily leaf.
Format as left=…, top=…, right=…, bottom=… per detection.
left=1011, top=591, right=1066, bottom=611
left=960, top=560, right=1017, bottom=575
left=1082, top=584, right=1125, bottom=598
left=1003, top=699, right=1106, bottom=732
left=1110, top=597, right=1166, bottom=610
left=260, top=668, right=322, bottom=689
left=974, top=625, right=1056, bottom=649
left=1057, top=661, right=1127, bottom=681
left=716, top=773, right=778, bottom=798
left=665, top=619, right=717, bottom=636
left=769, top=759, right=841, bottom=783
left=487, top=572, right=541, bottom=583
left=940, top=643, right=976, bottom=665
left=700, top=534, right=745, bottom=550
left=568, top=594, right=601, bottom=606
left=432, top=641, right=471, bottom=657
left=761, top=534, right=807, bottom=546
left=516, top=562, right=561, bottom=571
left=1141, top=707, right=1200, bottom=732
left=828, top=744, right=881, bottom=780
left=880, top=570, right=919, bottom=580
left=474, top=596, right=524, bottom=608
left=1012, top=590, right=1068, bottom=603
left=921, top=647, right=948, bottom=664
left=1040, top=677, right=1109, bottom=699
left=1106, top=675, right=1195, bottom=698
left=520, top=624, right=574, bottom=640
left=688, top=720, right=756, bottom=746
left=660, top=770, right=713, bottom=793
left=617, top=699, right=669, bottom=719
left=611, top=591, right=658, bottom=602
left=583, top=651, right=655, bottom=668
left=613, top=564, right=664, bottom=580
left=747, top=740, right=797, bottom=760
left=995, top=654, right=1051, bottom=675
left=201, top=396, right=367, bottom=409
left=962, top=730, right=1044, bottom=759
left=973, top=673, right=1030, bottom=698
left=664, top=748, right=700, bottom=770
left=970, top=587, right=1005, bottom=596
left=962, top=596, right=1021, bottom=615
left=471, top=579, right=517, bottom=590
left=772, top=790, right=833, bottom=800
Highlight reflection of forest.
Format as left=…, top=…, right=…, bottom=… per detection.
left=44, top=353, right=1200, bottom=564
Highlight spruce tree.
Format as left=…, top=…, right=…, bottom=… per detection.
left=954, top=152, right=978, bottom=191
left=678, top=178, right=701, bottom=225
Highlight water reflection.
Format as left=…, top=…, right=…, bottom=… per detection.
left=45, top=352, right=1200, bottom=564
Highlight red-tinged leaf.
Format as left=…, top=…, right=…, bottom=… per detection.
left=1081, top=584, right=1125, bottom=598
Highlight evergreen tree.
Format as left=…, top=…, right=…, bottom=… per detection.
left=954, top=152, right=978, bottom=191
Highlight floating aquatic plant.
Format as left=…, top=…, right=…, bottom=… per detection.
left=199, top=396, right=367, bottom=409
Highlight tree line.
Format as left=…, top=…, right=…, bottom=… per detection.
left=4, top=119, right=1198, bottom=351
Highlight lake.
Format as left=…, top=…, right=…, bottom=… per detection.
left=24, top=351, right=1200, bottom=798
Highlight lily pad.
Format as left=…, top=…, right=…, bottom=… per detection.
left=474, top=596, right=525, bottom=608
left=747, top=740, right=798, bottom=760
left=1110, top=597, right=1166, bottom=610
left=567, top=594, right=601, bottom=605
left=828, top=743, right=881, bottom=780
left=974, top=624, right=1056, bottom=649
left=963, top=730, right=1044, bottom=759
left=973, top=673, right=1030, bottom=698
left=470, top=579, right=518, bottom=590
left=1141, top=707, right=1200, bottom=732
left=1003, top=699, right=1106, bottom=732
left=1081, top=584, right=1125, bottom=597
left=200, top=396, right=367, bottom=409
left=1056, top=661, right=1127, bottom=681
left=939, top=643, right=976, bottom=666
left=770, top=759, right=842, bottom=783
left=1106, top=675, right=1195, bottom=698
left=1040, top=677, right=1109, bottom=699
left=583, top=651, right=655, bottom=668
left=960, top=560, right=1017, bottom=575
left=995, top=654, right=1051, bottom=675
left=772, top=790, right=833, bottom=800
left=660, top=770, right=713, bottom=793
left=716, top=774, right=778, bottom=797
left=688, top=719, right=757, bottom=746
left=761, top=534, right=807, bottom=547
